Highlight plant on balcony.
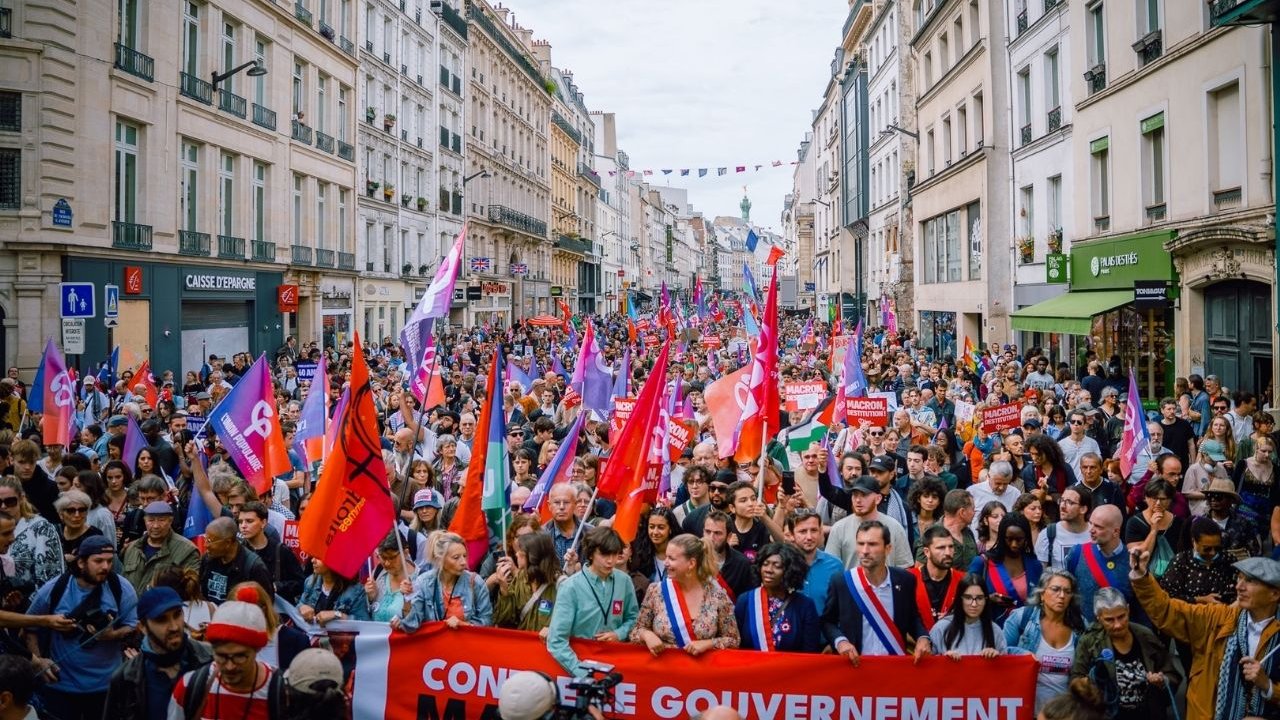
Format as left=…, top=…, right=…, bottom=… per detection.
left=419, top=263, right=430, bottom=276
left=1016, top=235, right=1036, bottom=264
left=416, top=196, right=428, bottom=210
left=384, top=113, right=396, bottom=131
left=383, top=183, right=395, bottom=200
left=366, top=180, right=381, bottom=194
left=402, top=263, right=414, bottom=275
left=1046, top=228, right=1063, bottom=253
left=366, top=106, right=376, bottom=122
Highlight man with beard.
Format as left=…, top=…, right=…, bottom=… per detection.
left=25, top=536, right=138, bottom=720
left=908, top=526, right=963, bottom=631
left=681, top=470, right=735, bottom=536
left=702, top=510, right=758, bottom=601
left=104, top=587, right=213, bottom=719
left=785, top=510, right=844, bottom=615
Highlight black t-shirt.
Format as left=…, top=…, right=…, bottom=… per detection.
left=199, top=547, right=275, bottom=604
left=920, top=572, right=952, bottom=621
left=59, top=526, right=104, bottom=560
left=1161, top=418, right=1197, bottom=469
left=729, top=519, right=770, bottom=563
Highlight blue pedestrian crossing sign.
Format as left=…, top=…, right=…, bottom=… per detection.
left=59, top=282, right=95, bottom=318
left=104, top=284, right=119, bottom=318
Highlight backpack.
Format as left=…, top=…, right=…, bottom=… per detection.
left=182, top=662, right=285, bottom=720
left=38, top=571, right=126, bottom=656
left=1044, top=524, right=1058, bottom=568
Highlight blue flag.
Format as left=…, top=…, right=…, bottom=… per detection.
left=746, top=230, right=759, bottom=253
left=743, top=264, right=760, bottom=302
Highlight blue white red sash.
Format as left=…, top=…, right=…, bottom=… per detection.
left=743, top=587, right=776, bottom=652
left=843, top=568, right=906, bottom=655
left=1081, top=543, right=1115, bottom=588
left=987, top=560, right=1024, bottom=603
left=660, top=579, right=695, bottom=649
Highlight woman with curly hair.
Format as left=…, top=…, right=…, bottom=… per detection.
left=1024, top=433, right=1076, bottom=499
left=493, top=531, right=563, bottom=634
left=906, top=476, right=947, bottom=542
left=733, top=543, right=821, bottom=653
left=629, top=507, right=679, bottom=599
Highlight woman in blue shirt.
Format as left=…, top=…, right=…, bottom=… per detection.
left=299, top=557, right=370, bottom=625
left=968, top=513, right=1043, bottom=624
left=734, top=543, right=821, bottom=653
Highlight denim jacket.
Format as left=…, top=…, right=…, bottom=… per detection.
left=1003, top=606, right=1080, bottom=654
left=400, top=568, right=493, bottom=633
left=298, top=574, right=371, bottom=621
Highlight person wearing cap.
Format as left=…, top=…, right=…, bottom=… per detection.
left=1184, top=437, right=1232, bottom=516
left=824, top=476, right=914, bottom=569
left=168, top=586, right=285, bottom=719
left=280, top=648, right=349, bottom=719
left=25, top=535, right=138, bottom=720
left=1132, top=547, right=1280, bottom=719
left=120, top=500, right=199, bottom=592
left=104, top=586, right=213, bottom=719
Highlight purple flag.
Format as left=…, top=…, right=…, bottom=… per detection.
left=506, top=359, right=534, bottom=394
left=295, top=356, right=328, bottom=463
left=611, top=349, right=630, bottom=401
left=204, top=355, right=291, bottom=494
left=552, top=355, right=571, bottom=383
left=570, top=322, right=613, bottom=417
left=401, top=224, right=467, bottom=375
left=522, top=411, right=586, bottom=514
left=123, top=415, right=147, bottom=475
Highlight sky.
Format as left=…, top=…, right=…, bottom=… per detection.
left=507, top=0, right=850, bottom=233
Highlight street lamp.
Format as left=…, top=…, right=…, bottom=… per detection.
left=211, top=60, right=266, bottom=92
left=463, top=169, right=492, bottom=185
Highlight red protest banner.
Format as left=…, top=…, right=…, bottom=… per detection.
left=350, top=624, right=1038, bottom=720
left=982, top=402, right=1023, bottom=434
left=611, top=396, right=637, bottom=436
left=846, top=396, right=890, bottom=427
left=666, top=418, right=695, bottom=461
left=700, top=336, right=722, bottom=349
left=783, top=381, right=828, bottom=412
left=282, top=519, right=308, bottom=563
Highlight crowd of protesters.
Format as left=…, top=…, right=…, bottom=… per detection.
left=2, top=305, right=1280, bottom=720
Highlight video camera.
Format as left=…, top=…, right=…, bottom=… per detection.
left=565, top=660, right=622, bottom=716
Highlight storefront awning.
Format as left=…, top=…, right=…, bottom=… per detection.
left=1010, top=290, right=1133, bottom=335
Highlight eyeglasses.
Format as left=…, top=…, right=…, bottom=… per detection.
left=0, top=497, right=18, bottom=508
left=961, top=594, right=987, bottom=604
left=61, top=507, right=88, bottom=515
left=1214, top=405, right=1229, bottom=411
left=1044, top=585, right=1073, bottom=596
left=213, top=650, right=254, bottom=666
left=868, top=431, right=884, bottom=437
left=1069, top=420, right=1085, bottom=425
left=709, top=485, right=729, bottom=493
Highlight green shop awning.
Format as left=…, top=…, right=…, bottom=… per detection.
left=1010, top=290, right=1133, bottom=335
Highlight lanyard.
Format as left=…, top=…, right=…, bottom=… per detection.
left=586, top=571, right=615, bottom=623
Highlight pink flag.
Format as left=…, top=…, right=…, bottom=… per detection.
left=39, top=339, right=75, bottom=447
left=1118, top=369, right=1150, bottom=477
left=401, top=223, right=467, bottom=374
left=122, top=415, right=147, bottom=475
left=205, top=355, right=291, bottom=494
left=296, top=356, right=328, bottom=463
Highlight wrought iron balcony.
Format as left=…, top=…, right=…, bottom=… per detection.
left=1093, top=215, right=1111, bottom=233
left=1047, top=106, right=1062, bottom=132
left=1016, top=8, right=1028, bottom=34
left=1020, top=124, right=1032, bottom=147
left=437, top=0, right=468, bottom=39
left=1133, top=30, right=1162, bottom=66
left=179, top=72, right=213, bottom=104
left=251, top=239, right=276, bottom=262
left=319, top=21, right=334, bottom=39
left=178, top=230, right=211, bottom=256
left=217, top=235, right=245, bottom=259
left=1211, top=0, right=1280, bottom=25
left=252, top=104, right=276, bottom=131
left=552, top=112, right=582, bottom=145
left=578, top=163, right=601, bottom=188
left=114, top=43, right=154, bottom=82
left=291, top=120, right=312, bottom=144
left=337, top=140, right=354, bottom=161
left=0, top=7, right=10, bottom=38
left=291, top=244, right=313, bottom=265
left=294, top=2, right=312, bottom=26
left=339, top=36, right=355, bottom=56
left=112, top=221, right=153, bottom=250
left=1213, top=186, right=1243, bottom=210
left=218, top=89, right=246, bottom=119
left=1084, top=64, right=1106, bottom=94
left=337, top=251, right=355, bottom=270
left=468, top=3, right=545, bottom=89
left=555, top=234, right=593, bottom=255
left=315, top=131, right=335, bottom=153
left=1145, top=203, right=1167, bottom=224
left=1043, top=0, right=1062, bottom=11
left=315, top=248, right=336, bottom=267
left=486, top=204, right=547, bottom=237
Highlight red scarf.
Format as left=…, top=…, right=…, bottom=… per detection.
left=908, top=567, right=962, bottom=632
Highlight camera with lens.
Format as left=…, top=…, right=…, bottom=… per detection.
left=565, top=661, right=622, bottom=716
left=497, top=661, right=623, bottom=720
left=69, top=608, right=116, bottom=641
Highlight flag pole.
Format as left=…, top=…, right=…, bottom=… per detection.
left=397, top=320, right=445, bottom=513
left=569, top=486, right=600, bottom=552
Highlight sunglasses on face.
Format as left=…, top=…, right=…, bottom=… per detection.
left=710, top=485, right=729, bottom=493
left=0, top=497, right=18, bottom=508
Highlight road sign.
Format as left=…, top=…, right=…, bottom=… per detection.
left=104, top=284, right=120, bottom=317
left=52, top=199, right=73, bottom=227
left=61, top=318, right=86, bottom=354
left=104, top=316, right=119, bottom=328
left=59, top=282, right=95, bottom=318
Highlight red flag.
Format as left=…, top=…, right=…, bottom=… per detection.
left=600, top=342, right=671, bottom=545
left=133, top=360, right=159, bottom=408
left=448, top=346, right=501, bottom=569
left=557, top=299, right=574, bottom=332
left=627, top=318, right=638, bottom=345
left=298, top=335, right=395, bottom=579
left=766, top=245, right=785, bottom=266
left=734, top=272, right=779, bottom=464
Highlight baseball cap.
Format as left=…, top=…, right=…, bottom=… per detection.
left=77, top=535, right=116, bottom=559
left=107, top=415, right=128, bottom=428
left=849, top=476, right=880, bottom=495
left=413, top=488, right=443, bottom=509
left=138, top=587, right=184, bottom=621
left=1200, top=439, right=1228, bottom=462
left=868, top=455, right=896, bottom=473
left=144, top=500, right=174, bottom=516
left=195, top=391, right=212, bottom=401
left=285, top=648, right=344, bottom=693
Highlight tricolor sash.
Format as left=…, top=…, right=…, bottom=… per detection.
left=843, top=568, right=906, bottom=655
left=715, top=573, right=736, bottom=602
left=910, top=568, right=960, bottom=632
left=1080, top=543, right=1115, bottom=589
left=743, top=587, right=776, bottom=652
left=987, top=560, right=1025, bottom=603
left=661, top=579, right=695, bottom=649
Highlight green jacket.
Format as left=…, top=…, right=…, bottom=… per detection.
left=121, top=532, right=200, bottom=592
left=546, top=568, right=638, bottom=677
left=1069, top=621, right=1182, bottom=715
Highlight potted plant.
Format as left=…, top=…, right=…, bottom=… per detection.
left=366, top=179, right=380, bottom=196
left=365, top=106, right=376, bottom=123
left=402, top=262, right=414, bottom=275
left=416, top=196, right=428, bottom=211
left=1017, top=235, right=1036, bottom=263
left=419, top=263, right=430, bottom=276
left=384, top=113, right=396, bottom=131
left=383, top=183, right=395, bottom=201
left=1046, top=228, right=1063, bottom=253
left=401, top=195, right=411, bottom=207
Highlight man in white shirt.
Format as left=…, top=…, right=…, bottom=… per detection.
left=966, top=461, right=1021, bottom=532
left=825, top=477, right=914, bottom=569
left=1227, top=391, right=1257, bottom=444
left=1034, top=485, right=1093, bottom=568
left=1058, top=408, right=1101, bottom=480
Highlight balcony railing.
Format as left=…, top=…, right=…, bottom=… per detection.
left=291, top=120, right=312, bottom=144
left=1016, top=8, right=1028, bottom=34
left=437, top=0, right=468, bottom=39
left=218, top=89, right=247, bottom=119
left=1133, top=29, right=1163, bottom=66
left=178, top=230, right=211, bottom=256
left=339, top=36, right=355, bottom=56
left=252, top=104, right=276, bottom=131
left=217, top=235, right=245, bottom=259
left=114, top=43, right=154, bottom=82
left=552, top=112, right=583, bottom=145
left=578, top=163, right=601, bottom=188
left=1019, top=124, right=1032, bottom=147
left=1213, top=186, right=1243, bottom=210
left=319, top=21, right=334, bottom=39
left=294, top=2, right=312, bottom=26
left=468, top=3, right=546, bottom=90
left=291, top=244, right=313, bottom=265
left=1043, top=0, right=1062, bottom=11
left=337, top=140, right=354, bottom=161
left=1145, top=203, right=1167, bottom=224
left=1085, top=64, right=1106, bottom=94
left=487, top=204, right=547, bottom=237
left=337, top=251, right=355, bottom=270
left=315, top=131, right=335, bottom=153
left=315, top=248, right=336, bottom=267
left=112, top=221, right=153, bottom=250
left=1047, top=106, right=1062, bottom=132
left=555, top=234, right=593, bottom=255
left=251, top=239, right=276, bottom=262
left=1093, top=215, right=1111, bottom=233
left=179, top=72, right=213, bottom=104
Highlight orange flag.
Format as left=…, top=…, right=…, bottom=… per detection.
left=133, top=360, right=159, bottom=408
left=298, top=335, right=395, bottom=579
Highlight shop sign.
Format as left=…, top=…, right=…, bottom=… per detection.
left=804, top=282, right=816, bottom=292
left=482, top=281, right=510, bottom=297
left=277, top=285, right=299, bottom=313
left=1045, top=253, right=1068, bottom=284
left=1133, top=280, right=1169, bottom=311
left=1068, top=231, right=1176, bottom=291
left=617, top=269, right=625, bottom=277
left=185, top=273, right=256, bottom=291
left=550, top=286, right=563, bottom=297
left=123, top=266, right=143, bottom=294
left=466, top=286, right=482, bottom=301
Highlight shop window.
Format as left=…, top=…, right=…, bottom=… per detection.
left=1090, top=304, right=1172, bottom=402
